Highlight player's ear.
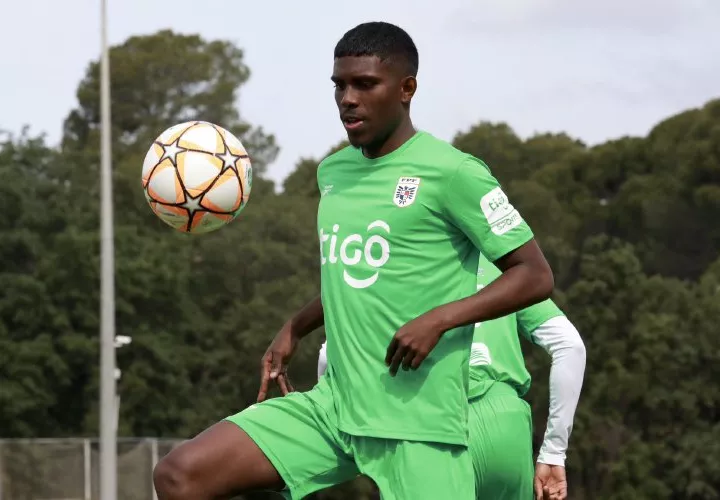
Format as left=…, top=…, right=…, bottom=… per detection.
left=400, top=76, right=417, bottom=104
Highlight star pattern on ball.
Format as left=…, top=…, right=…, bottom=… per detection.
left=160, top=140, right=185, bottom=165
left=216, top=146, right=240, bottom=173
left=181, top=193, right=203, bottom=215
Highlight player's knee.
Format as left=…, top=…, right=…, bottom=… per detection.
left=153, top=452, right=197, bottom=500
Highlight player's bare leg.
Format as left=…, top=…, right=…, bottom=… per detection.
left=153, top=421, right=284, bottom=500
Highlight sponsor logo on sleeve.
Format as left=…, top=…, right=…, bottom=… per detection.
left=480, top=187, right=523, bottom=235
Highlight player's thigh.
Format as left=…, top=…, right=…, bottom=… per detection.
left=154, top=419, right=283, bottom=499
left=354, top=437, right=475, bottom=500
left=155, top=388, right=357, bottom=499
left=229, top=387, right=360, bottom=498
left=468, top=386, right=534, bottom=499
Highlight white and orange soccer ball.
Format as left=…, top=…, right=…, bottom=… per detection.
left=142, top=121, right=252, bottom=233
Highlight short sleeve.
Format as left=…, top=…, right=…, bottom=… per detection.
left=443, top=156, right=534, bottom=261
left=516, top=299, right=566, bottom=341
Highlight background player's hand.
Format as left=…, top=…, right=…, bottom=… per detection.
left=257, top=327, right=298, bottom=402
left=385, top=312, right=445, bottom=376
left=534, top=463, right=567, bottom=500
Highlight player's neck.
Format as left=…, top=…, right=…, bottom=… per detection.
left=362, top=118, right=416, bottom=159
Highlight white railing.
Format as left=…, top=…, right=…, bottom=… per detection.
left=0, top=438, right=182, bottom=500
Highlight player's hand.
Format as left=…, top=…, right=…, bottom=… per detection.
left=385, top=312, right=445, bottom=376
left=257, top=327, right=298, bottom=403
left=534, top=463, right=567, bottom=500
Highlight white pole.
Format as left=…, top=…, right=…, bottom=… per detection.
left=84, top=438, right=92, bottom=500
left=99, top=0, right=117, bottom=498
left=151, top=439, right=159, bottom=500
left=0, top=440, right=4, bottom=500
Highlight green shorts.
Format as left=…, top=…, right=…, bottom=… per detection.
left=226, top=375, right=474, bottom=500
left=468, top=382, right=534, bottom=499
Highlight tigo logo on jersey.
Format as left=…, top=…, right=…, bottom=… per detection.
left=480, top=187, right=523, bottom=235
left=393, top=177, right=420, bottom=207
left=319, top=220, right=391, bottom=289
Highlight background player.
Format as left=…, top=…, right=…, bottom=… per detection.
left=153, top=21, right=554, bottom=500
left=317, top=253, right=586, bottom=500
left=467, top=253, right=585, bottom=500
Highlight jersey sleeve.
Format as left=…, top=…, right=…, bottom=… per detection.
left=443, top=156, right=534, bottom=261
left=317, top=341, right=328, bottom=380
left=516, top=299, right=566, bottom=340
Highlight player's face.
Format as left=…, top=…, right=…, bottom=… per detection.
left=332, top=56, right=414, bottom=151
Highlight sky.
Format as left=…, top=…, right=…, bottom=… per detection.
left=1, top=0, right=718, bottom=185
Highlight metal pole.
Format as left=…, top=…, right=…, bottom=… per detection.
left=151, top=439, right=159, bottom=500
left=0, top=440, right=4, bottom=500
left=84, top=438, right=92, bottom=500
left=99, top=0, right=117, bottom=498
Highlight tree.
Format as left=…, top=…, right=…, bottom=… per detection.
left=62, top=30, right=277, bottom=172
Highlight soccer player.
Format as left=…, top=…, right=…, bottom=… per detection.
left=317, top=254, right=586, bottom=500
left=153, top=22, right=554, bottom=500
left=468, top=254, right=585, bottom=500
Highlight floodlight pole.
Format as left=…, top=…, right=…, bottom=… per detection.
left=99, top=0, right=117, bottom=498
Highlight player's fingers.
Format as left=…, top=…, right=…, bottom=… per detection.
left=401, top=350, right=416, bottom=371
left=257, top=373, right=270, bottom=403
left=385, top=338, right=399, bottom=365
left=277, top=374, right=290, bottom=395
left=534, top=478, right=544, bottom=500
left=388, top=345, right=408, bottom=376
left=269, top=352, right=283, bottom=379
left=256, top=383, right=268, bottom=403
left=409, top=351, right=426, bottom=370
left=257, top=355, right=271, bottom=402
left=549, top=484, right=566, bottom=500
left=543, top=485, right=552, bottom=500
left=284, top=374, right=295, bottom=393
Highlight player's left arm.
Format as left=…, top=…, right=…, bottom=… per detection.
left=386, top=157, right=553, bottom=374
left=527, top=315, right=586, bottom=500
left=434, top=156, right=554, bottom=327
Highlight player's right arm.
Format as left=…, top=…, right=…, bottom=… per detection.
left=257, top=295, right=324, bottom=402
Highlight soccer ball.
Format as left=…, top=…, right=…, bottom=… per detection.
left=141, top=121, right=252, bottom=233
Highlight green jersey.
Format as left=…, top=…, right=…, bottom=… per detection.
left=516, top=293, right=565, bottom=338
left=316, top=131, right=534, bottom=445
left=468, top=253, right=565, bottom=399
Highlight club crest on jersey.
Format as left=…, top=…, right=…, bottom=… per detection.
left=393, top=177, right=420, bottom=207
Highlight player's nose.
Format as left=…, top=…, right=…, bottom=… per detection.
left=340, top=87, right=360, bottom=108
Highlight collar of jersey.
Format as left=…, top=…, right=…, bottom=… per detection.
left=354, top=130, right=425, bottom=165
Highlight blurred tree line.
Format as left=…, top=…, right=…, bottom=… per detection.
left=1, top=30, right=719, bottom=500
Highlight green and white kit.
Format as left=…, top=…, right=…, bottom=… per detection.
left=229, top=131, right=535, bottom=499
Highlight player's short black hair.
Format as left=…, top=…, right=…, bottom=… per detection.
left=334, top=22, right=419, bottom=77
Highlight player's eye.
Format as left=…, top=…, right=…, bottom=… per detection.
left=355, top=79, right=376, bottom=90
